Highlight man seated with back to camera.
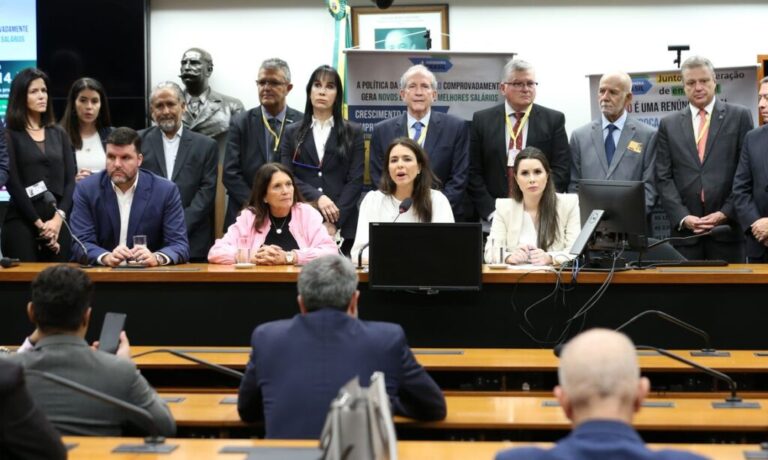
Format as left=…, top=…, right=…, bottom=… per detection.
left=6, top=265, right=175, bottom=436
left=495, top=329, right=706, bottom=460
left=237, top=254, right=446, bottom=438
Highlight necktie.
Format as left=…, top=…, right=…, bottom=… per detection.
left=697, top=109, right=708, bottom=163
left=507, top=112, right=524, bottom=197
left=188, top=97, right=201, bottom=117
left=412, top=121, right=424, bottom=144
left=605, top=124, right=618, bottom=165
left=267, top=118, right=280, bottom=162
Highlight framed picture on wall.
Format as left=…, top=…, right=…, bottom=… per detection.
left=351, top=5, right=449, bottom=51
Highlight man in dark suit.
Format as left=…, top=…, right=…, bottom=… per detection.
left=223, top=58, right=303, bottom=229
left=70, top=127, right=190, bottom=266
left=369, top=64, right=468, bottom=218
left=494, top=329, right=706, bottom=460
left=656, top=56, right=753, bottom=262
left=569, top=71, right=657, bottom=211
left=468, top=59, right=570, bottom=221
left=733, top=76, right=768, bottom=263
left=140, top=82, right=218, bottom=261
left=237, top=254, right=446, bottom=439
left=0, top=359, right=66, bottom=459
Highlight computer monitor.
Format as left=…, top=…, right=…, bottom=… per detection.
left=368, top=222, right=483, bottom=292
left=575, top=179, right=649, bottom=256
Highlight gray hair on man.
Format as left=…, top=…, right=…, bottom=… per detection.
left=502, top=59, right=534, bottom=81
left=558, top=329, right=641, bottom=411
left=400, top=64, right=437, bottom=90
left=297, top=254, right=358, bottom=312
left=760, top=76, right=768, bottom=85
left=260, top=57, right=292, bottom=83
left=150, top=81, right=185, bottom=104
left=680, top=55, right=715, bottom=79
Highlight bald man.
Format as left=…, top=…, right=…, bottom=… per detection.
left=495, top=329, right=706, bottom=460
left=569, top=72, right=657, bottom=211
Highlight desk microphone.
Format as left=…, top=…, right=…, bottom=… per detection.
left=24, top=369, right=177, bottom=452
left=357, top=197, right=413, bottom=269
left=614, top=310, right=728, bottom=357
left=43, top=192, right=91, bottom=267
left=130, top=348, right=244, bottom=380
left=1, top=257, right=20, bottom=268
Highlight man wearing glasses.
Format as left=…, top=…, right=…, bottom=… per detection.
left=223, top=58, right=303, bottom=230
left=467, top=59, right=570, bottom=223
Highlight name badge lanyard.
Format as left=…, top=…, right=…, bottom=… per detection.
left=262, top=111, right=286, bottom=155
left=505, top=104, right=533, bottom=159
left=409, top=124, right=429, bottom=146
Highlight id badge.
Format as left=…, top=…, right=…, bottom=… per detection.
left=25, top=181, right=48, bottom=198
left=507, top=149, right=520, bottom=166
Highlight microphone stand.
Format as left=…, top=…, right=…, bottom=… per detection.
left=43, top=192, right=92, bottom=268
left=615, top=310, right=729, bottom=357
left=130, top=348, right=244, bottom=380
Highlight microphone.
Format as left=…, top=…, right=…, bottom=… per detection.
left=24, top=369, right=177, bottom=452
left=1, top=257, right=20, bottom=268
left=645, top=225, right=731, bottom=251
left=358, top=197, right=414, bottom=269
left=130, top=348, right=244, bottom=380
left=42, top=191, right=92, bottom=267
left=614, top=310, right=728, bottom=357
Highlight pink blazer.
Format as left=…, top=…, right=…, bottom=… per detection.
left=207, top=203, right=338, bottom=265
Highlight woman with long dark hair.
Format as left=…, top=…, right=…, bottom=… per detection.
left=60, top=77, right=113, bottom=181
left=2, top=68, right=75, bottom=261
left=486, top=147, right=580, bottom=266
left=280, top=65, right=364, bottom=253
left=208, top=163, right=337, bottom=265
left=351, top=137, right=453, bottom=264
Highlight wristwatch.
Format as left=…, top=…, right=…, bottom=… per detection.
left=285, top=251, right=295, bottom=265
left=55, top=209, right=66, bottom=220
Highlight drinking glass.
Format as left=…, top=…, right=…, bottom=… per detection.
left=236, top=237, right=251, bottom=264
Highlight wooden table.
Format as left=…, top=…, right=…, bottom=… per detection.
left=3, top=263, right=767, bottom=349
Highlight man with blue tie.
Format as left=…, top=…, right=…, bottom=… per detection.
left=369, top=64, right=468, bottom=219
left=569, top=71, right=657, bottom=211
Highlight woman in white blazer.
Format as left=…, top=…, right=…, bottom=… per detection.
left=486, top=147, right=580, bottom=266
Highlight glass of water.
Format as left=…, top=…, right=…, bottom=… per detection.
left=236, top=237, right=251, bottom=264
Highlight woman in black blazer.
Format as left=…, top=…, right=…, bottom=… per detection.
left=60, top=77, right=114, bottom=182
left=2, top=68, right=75, bottom=261
left=280, top=65, right=364, bottom=254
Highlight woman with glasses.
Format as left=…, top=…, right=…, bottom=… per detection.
left=351, top=137, right=454, bottom=264
left=60, top=77, right=114, bottom=182
left=2, top=68, right=75, bottom=261
left=208, top=162, right=337, bottom=265
left=280, top=65, right=364, bottom=255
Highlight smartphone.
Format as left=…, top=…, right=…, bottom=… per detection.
left=97, top=312, right=127, bottom=354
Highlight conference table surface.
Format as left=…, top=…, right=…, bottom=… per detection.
left=63, top=437, right=761, bottom=460
left=162, top=392, right=768, bottom=432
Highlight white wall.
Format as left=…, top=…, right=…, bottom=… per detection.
left=150, top=0, right=768, bottom=133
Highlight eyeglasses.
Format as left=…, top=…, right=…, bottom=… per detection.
left=257, top=79, right=288, bottom=88
left=505, top=81, right=538, bottom=89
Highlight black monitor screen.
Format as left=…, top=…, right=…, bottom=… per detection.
left=368, top=222, right=483, bottom=291
left=578, top=179, right=648, bottom=251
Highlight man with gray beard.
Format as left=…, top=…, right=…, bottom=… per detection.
left=140, top=82, right=218, bottom=260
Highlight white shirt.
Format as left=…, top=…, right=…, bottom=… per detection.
left=162, top=125, right=183, bottom=179
left=601, top=110, right=627, bottom=147
left=406, top=111, right=431, bottom=144
left=310, top=116, right=334, bottom=163
left=97, top=172, right=140, bottom=265
left=689, top=98, right=716, bottom=138
left=76, top=133, right=106, bottom=172
left=351, top=189, right=455, bottom=264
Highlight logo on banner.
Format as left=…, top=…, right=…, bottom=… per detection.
left=408, top=57, right=453, bottom=73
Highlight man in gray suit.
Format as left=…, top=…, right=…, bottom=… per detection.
left=140, top=81, right=218, bottom=261
left=8, top=265, right=175, bottom=436
left=656, top=56, right=753, bottom=261
left=569, top=71, right=657, bottom=211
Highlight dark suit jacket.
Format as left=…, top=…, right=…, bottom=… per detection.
left=280, top=121, right=364, bottom=239
left=0, top=125, right=9, bottom=188
left=222, top=106, right=303, bottom=229
left=369, top=111, right=469, bottom=218
left=182, top=88, right=244, bottom=139
left=494, top=419, right=707, bottom=460
left=733, top=124, right=768, bottom=258
left=468, top=103, right=570, bottom=219
left=655, top=100, right=753, bottom=244
left=69, top=169, right=190, bottom=264
left=139, top=127, right=218, bottom=260
left=237, top=308, right=446, bottom=439
left=0, top=358, right=67, bottom=460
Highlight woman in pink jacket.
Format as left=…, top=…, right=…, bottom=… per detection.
left=208, top=163, right=337, bottom=265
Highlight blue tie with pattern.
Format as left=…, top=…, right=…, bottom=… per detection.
left=605, top=124, right=618, bottom=165
left=412, top=121, right=424, bottom=144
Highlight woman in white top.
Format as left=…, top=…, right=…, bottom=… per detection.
left=352, top=137, right=454, bottom=263
left=486, top=147, right=580, bottom=266
left=60, top=78, right=113, bottom=182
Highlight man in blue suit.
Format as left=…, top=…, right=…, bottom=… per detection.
left=70, top=127, right=189, bottom=266
left=733, top=76, right=768, bottom=263
left=237, top=254, right=446, bottom=439
left=369, top=64, right=468, bottom=219
left=495, top=329, right=706, bottom=460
